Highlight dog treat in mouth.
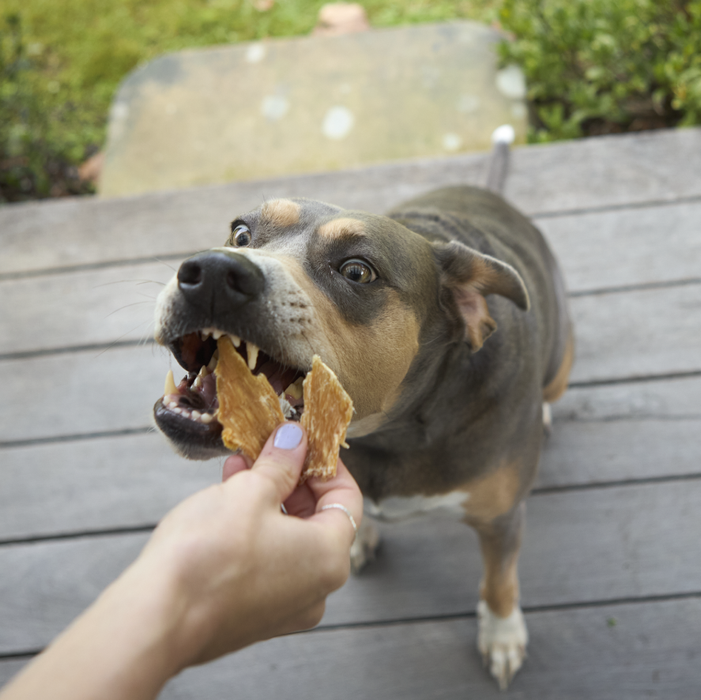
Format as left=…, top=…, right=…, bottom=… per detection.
left=215, top=337, right=353, bottom=481
left=215, top=336, right=286, bottom=462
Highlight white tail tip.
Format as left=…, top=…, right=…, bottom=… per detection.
left=491, top=124, right=515, bottom=145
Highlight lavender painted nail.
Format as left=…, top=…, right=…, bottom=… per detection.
left=273, top=423, right=303, bottom=449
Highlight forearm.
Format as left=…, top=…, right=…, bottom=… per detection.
left=0, top=558, right=184, bottom=700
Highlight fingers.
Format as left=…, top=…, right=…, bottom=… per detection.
left=222, top=453, right=252, bottom=482
left=308, top=459, right=363, bottom=544
left=247, top=423, right=308, bottom=504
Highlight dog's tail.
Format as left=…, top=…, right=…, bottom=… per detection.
left=485, top=124, right=516, bottom=195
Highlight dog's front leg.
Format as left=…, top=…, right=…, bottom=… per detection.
left=469, top=502, right=528, bottom=690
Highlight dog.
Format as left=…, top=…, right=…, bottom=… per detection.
left=152, top=146, right=573, bottom=689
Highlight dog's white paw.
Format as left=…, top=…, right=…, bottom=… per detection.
left=350, top=517, right=380, bottom=574
left=477, top=600, right=528, bottom=690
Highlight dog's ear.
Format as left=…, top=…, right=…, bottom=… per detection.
left=433, top=240, right=530, bottom=351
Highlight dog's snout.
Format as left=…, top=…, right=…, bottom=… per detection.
left=176, top=251, right=264, bottom=314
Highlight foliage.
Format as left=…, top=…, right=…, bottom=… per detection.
left=3, top=0, right=701, bottom=200
left=0, top=0, right=497, bottom=203
left=0, top=15, right=96, bottom=202
left=498, top=0, right=701, bottom=142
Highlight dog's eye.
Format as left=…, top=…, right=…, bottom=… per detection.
left=339, top=259, right=376, bottom=284
left=232, top=224, right=251, bottom=247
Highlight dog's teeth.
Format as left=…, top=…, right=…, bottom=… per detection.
left=194, top=365, right=209, bottom=387
left=207, top=350, right=219, bottom=372
left=201, top=329, right=212, bottom=341
left=247, top=343, right=259, bottom=371
left=168, top=400, right=179, bottom=409
left=229, top=334, right=241, bottom=348
left=164, top=370, right=178, bottom=396
left=201, top=413, right=214, bottom=424
left=279, top=396, right=295, bottom=419
left=191, top=410, right=201, bottom=420
left=285, top=376, right=304, bottom=400
left=212, top=330, right=225, bottom=340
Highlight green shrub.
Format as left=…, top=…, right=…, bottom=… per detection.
left=0, top=14, right=97, bottom=202
left=498, top=0, right=701, bottom=142
left=3, top=0, right=701, bottom=201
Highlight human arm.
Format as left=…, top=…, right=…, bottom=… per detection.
left=0, top=422, right=362, bottom=700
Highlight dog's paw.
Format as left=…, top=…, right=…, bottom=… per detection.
left=350, top=517, right=380, bottom=575
left=477, top=600, right=528, bottom=690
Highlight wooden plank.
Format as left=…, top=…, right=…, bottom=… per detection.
left=2, top=128, right=700, bottom=277
left=537, top=199, right=701, bottom=294
left=0, top=480, right=700, bottom=653
left=0, top=433, right=221, bottom=541
left=3, top=283, right=700, bottom=443
left=540, top=419, right=701, bottom=490
left=554, top=374, right=701, bottom=421
left=1, top=594, right=699, bottom=699
left=2, top=375, right=698, bottom=539
left=0, top=533, right=150, bottom=654
left=161, top=597, right=701, bottom=700
left=1, top=378, right=698, bottom=540
left=4, top=199, right=701, bottom=356
left=568, top=282, right=701, bottom=384
left=538, top=376, right=701, bottom=489
left=0, top=345, right=167, bottom=444
left=0, top=261, right=178, bottom=357
left=507, top=126, right=701, bottom=215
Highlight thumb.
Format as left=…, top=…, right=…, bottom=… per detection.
left=249, top=422, right=308, bottom=504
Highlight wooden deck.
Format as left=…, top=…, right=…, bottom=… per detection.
left=1, top=127, right=700, bottom=698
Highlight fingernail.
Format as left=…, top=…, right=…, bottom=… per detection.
left=273, top=423, right=303, bottom=450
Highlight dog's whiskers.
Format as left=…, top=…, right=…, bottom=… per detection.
left=94, top=278, right=168, bottom=289
left=104, top=301, right=154, bottom=318
left=153, top=257, right=180, bottom=273
left=93, top=318, right=156, bottom=359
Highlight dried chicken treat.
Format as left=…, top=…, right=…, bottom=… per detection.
left=300, top=355, right=354, bottom=482
left=215, top=340, right=353, bottom=482
left=215, top=336, right=285, bottom=459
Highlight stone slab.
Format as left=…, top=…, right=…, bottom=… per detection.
left=100, top=21, right=526, bottom=197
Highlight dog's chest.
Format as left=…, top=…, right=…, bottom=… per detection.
left=364, top=491, right=469, bottom=522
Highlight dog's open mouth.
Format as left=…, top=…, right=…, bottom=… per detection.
left=154, top=328, right=307, bottom=444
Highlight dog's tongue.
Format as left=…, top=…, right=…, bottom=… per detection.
left=199, top=373, right=217, bottom=406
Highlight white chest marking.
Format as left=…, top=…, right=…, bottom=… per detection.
left=364, top=492, right=470, bottom=523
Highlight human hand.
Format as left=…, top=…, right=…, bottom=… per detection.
left=135, top=422, right=362, bottom=671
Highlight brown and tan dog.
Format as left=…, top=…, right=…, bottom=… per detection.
left=153, top=167, right=573, bottom=688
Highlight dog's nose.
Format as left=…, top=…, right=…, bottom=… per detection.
left=177, top=251, right=264, bottom=315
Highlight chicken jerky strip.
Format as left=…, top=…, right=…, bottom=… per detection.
left=216, top=336, right=285, bottom=461
left=215, top=338, right=353, bottom=481
left=299, top=355, right=354, bottom=482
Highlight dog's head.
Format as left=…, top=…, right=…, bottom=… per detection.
left=153, top=197, right=528, bottom=460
